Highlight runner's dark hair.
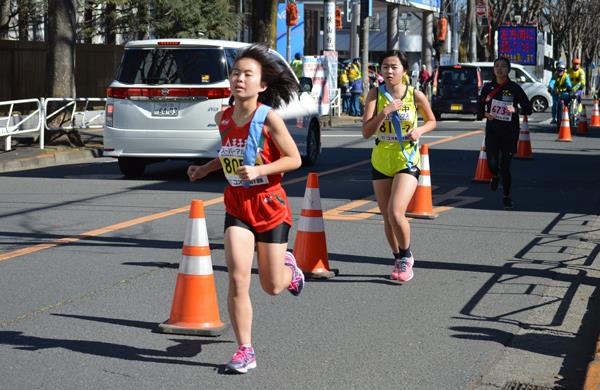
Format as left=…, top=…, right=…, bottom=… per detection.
left=230, top=43, right=299, bottom=109
left=378, top=50, right=409, bottom=72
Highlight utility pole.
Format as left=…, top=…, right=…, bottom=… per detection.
left=361, top=0, right=370, bottom=96
left=286, top=0, right=291, bottom=62
left=422, top=12, right=433, bottom=71
left=350, top=0, right=360, bottom=59
left=451, top=0, right=459, bottom=64
left=387, top=4, right=399, bottom=50
left=324, top=0, right=335, bottom=51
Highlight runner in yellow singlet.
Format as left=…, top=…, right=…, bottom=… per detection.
left=361, top=50, right=436, bottom=283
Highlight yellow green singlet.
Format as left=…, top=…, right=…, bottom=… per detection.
left=371, top=85, right=420, bottom=177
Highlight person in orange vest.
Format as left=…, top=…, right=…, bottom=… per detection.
left=187, top=44, right=304, bottom=374
left=361, top=50, right=437, bottom=283
left=478, top=57, right=533, bottom=209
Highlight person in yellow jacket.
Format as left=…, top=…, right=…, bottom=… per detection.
left=361, top=50, right=436, bottom=283
left=567, top=57, right=585, bottom=112
left=290, top=53, right=303, bottom=79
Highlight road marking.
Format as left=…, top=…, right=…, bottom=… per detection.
left=0, top=130, right=482, bottom=262
left=323, top=187, right=482, bottom=221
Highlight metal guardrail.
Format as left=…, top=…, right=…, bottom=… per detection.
left=0, top=98, right=43, bottom=151
left=43, top=97, right=107, bottom=131
left=329, top=88, right=341, bottom=117
left=0, top=97, right=106, bottom=152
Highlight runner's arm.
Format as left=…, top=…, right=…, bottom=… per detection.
left=405, top=89, right=436, bottom=141
left=515, top=84, right=533, bottom=116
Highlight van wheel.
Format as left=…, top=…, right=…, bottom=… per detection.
left=118, top=157, right=146, bottom=178
left=531, top=96, right=548, bottom=113
left=434, top=111, right=442, bottom=120
left=302, top=121, right=320, bottom=166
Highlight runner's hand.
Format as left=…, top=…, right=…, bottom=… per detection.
left=404, top=127, right=422, bottom=142
left=236, top=165, right=261, bottom=181
left=188, top=165, right=208, bottom=182
left=484, top=112, right=495, bottom=120
left=383, top=99, right=404, bottom=116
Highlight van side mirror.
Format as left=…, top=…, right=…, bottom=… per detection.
left=299, top=77, right=313, bottom=93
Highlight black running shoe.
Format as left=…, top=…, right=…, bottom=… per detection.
left=490, top=176, right=500, bottom=192
left=503, top=197, right=513, bottom=209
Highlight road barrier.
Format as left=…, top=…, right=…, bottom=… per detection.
left=43, top=97, right=106, bottom=131
left=0, top=97, right=106, bottom=152
left=0, top=98, right=43, bottom=152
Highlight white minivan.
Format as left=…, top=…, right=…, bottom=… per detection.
left=460, top=62, right=551, bottom=113
left=104, top=38, right=321, bottom=177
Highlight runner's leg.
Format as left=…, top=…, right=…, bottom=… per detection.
left=372, top=178, right=398, bottom=253
left=256, top=242, right=292, bottom=295
left=225, top=226, right=255, bottom=346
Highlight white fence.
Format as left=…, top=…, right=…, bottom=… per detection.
left=0, top=98, right=43, bottom=151
left=0, top=97, right=106, bottom=152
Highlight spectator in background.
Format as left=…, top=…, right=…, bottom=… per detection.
left=548, top=62, right=572, bottom=124
left=290, top=52, right=303, bottom=79
left=348, top=59, right=363, bottom=116
left=339, top=67, right=351, bottom=114
left=418, top=65, right=430, bottom=92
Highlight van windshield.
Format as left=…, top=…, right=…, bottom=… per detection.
left=116, top=47, right=226, bottom=85
left=438, top=68, right=478, bottom=85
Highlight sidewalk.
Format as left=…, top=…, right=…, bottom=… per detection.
left=0, top=129, right=104, bottom=173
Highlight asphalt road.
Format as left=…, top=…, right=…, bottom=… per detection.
left=0, top=112, right=599, bottom=390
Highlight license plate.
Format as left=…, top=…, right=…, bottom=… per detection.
left=450, top=104, right=463, bottom=111
left=152, top=102, right=179, bottom=117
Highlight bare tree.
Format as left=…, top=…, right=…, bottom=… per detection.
left=46, top=0, right=81, bottom=146
left=0, top=0, right=12, bottom=39
left=18, top=0, right=30, bottom=40
left=251, top=0, right=277, bottom=47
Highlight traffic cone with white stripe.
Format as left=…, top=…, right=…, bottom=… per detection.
left=591, top=99, right=600, bottom=127
left=406, top=144, right=438, bottom=219
left=293, top=173, right=337, bottom=279
left=473, top=136, right=493, bottom=182
left=515, top=115, right=533, bottom=159
left=159, top=199, right=227, bottom=336
left=557, top=105, right=572, bottom=142
left=577, top=105, right=588, bottom=135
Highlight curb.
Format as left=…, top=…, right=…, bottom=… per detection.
left=0, top=147, right=103, bottom=173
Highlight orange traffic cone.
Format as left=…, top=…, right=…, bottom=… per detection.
left=159, top=199, right=228, bottom=336
left=293, top=173, right=337, bottom=279
left=557, top=105, right=572, bottom=142
left=591, top=99, right=600, bottom=127
left=577, top=105, right=588, bottom=135
left=473, top=136, right=493, bottom=182
left=515, top=116, right=533, bottom=159
left=406, top=144, right=438, bottom=219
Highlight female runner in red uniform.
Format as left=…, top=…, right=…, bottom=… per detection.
left=187, top=44, right=304, bottom=374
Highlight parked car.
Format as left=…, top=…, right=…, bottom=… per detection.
left=103, top=38, right=321, bottom=177
left=461, top=62, right=551, bottom=113
left=431, top=64, right=482, bottom=120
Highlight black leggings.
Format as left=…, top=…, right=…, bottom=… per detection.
left=486, top=149, right=513, bottom=196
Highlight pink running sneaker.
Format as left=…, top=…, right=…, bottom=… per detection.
left=225, top=346, right=256, bottom=374
left=396, top=256, right=414, bottom=283
left=390, top=256, right=415, bottom=283
left=284, top=251, right=305, bottom=296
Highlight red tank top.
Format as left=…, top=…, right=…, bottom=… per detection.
left=218, top=105, right=283, bottom=192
